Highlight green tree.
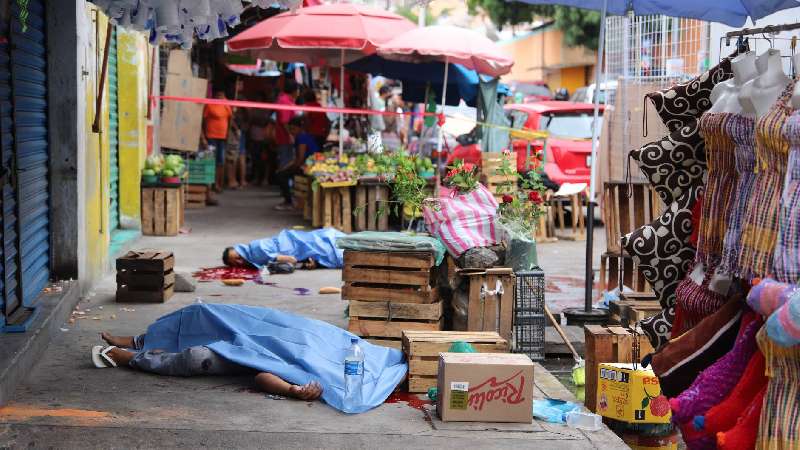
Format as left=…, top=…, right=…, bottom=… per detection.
left=467, top=0, right=601, bottom=50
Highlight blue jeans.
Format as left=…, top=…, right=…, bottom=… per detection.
left=128, top=334, right=250, bottom=377
left=208, top=139, right=227, bottom=165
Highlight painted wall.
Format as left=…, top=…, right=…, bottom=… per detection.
left=117, top=28, right=149, bottom=230
left=77, top=3, right=152, bottom=291
left=499, top=25, right=596, bottom=90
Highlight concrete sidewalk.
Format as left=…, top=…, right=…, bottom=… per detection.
left=0, top=187, right=625, bottom=449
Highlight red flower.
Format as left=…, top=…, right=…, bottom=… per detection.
left=463, top=162, right=475, bottom=173
left=502, top=194, right=514, bottom=204
left=529, top=191, right=543, bottom=204
left=446, top=169, right=457, bottom=179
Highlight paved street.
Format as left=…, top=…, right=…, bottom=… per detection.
left=0, top=187, right=624, bottom=449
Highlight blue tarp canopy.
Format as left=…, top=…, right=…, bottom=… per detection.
left=509, top=0, right=798, bottom=27
left=347, top=54, right=480, bottom=107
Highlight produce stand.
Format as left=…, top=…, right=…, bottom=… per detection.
left=353, top=178, right=390, bottom=232
left=318, top=180, right=356, bottom=233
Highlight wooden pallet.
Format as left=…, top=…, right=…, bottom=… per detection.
left=116, top=250, right=175, bottom=303
left=457, top=268, right=515, bottom=341
left=402, top=331, right=509, bottom=393
left=602, top=181, right=662, bottom=254
left=294, top=175, right=311, bottom=221
left=584, top=325, right=654, bottom=412
left=354, top=180, right=390, bottom=231
left=141, top=187, right=183, bottom=236
left=185, top=184, right=208, bottom=209
left=341, top=251, right=438, bottom=304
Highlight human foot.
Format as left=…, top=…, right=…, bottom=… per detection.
left=101, top=332, right=135, bottom=348
left=288, top=382, right=323, bottom=401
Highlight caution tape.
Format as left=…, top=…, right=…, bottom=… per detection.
left=156, top=96, right=548, bottom=140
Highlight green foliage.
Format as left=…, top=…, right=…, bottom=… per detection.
left=444, top=159, right=479, bottom=193
left=467, top=0, right=601, bottom=50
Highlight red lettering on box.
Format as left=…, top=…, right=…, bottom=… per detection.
left=467, top=370, right=527, bottom=411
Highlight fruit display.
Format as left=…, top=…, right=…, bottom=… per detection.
left=304, top=151, right=435, bottom=183
left=141, top=153, right=185, bottom=185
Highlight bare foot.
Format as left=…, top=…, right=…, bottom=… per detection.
left=101, top=332, right=135, bottom=348
left=288, top=382, right=323, bottom=401
left=106, top=347, right=136, bottom=366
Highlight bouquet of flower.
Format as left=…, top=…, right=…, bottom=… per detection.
left=494, top=149, right=548, bottom=236
left=444, top=159, right=479, bottom=194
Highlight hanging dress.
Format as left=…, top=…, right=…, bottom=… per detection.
left=697, top=112, right=739, bottom=265
left=756, top=326, right=800, bottom=450
left=738, top=81, right=795, bottom=279
left=773, top=108, right=800, bottom=283
left=720, top=114, right=757, bottom=276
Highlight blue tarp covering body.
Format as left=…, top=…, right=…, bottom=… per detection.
left=142, top=303, right=408, bottom=413
left=234, top=228, right=345, bottom=269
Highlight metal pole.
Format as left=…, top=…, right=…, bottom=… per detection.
left=585, top=0, right=608, bottom=312
left=435, top=58, right=449, bottom=193
left=339, top=49, right=345, bottom=160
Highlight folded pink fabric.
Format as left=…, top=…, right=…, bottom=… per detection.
left=746, top=278, right=800, bottom=316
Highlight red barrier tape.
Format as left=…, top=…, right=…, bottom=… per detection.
left=156, top=96, right=446, bottom=124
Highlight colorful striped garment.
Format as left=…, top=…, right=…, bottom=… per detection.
left=738, top=81, right=796, bottom=280
left=774, top=108, right=800, bottom=283
left=697, top=112, right=738, bottom=265
left=720, top=114, right=757, bottom=275
left=756, top=327, right=800, bottom=450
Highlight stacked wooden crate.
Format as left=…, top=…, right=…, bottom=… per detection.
left=344, top=251, right=442, bottom=348
left=353, top=179, right=390, bottom=231
left=141, top=186, right=183, bottom=236
left=294, top=175, right=311, bottom=221
left=185, top=185, right=208, bottom=209
left=455, top=268, right=515, bottom=342
left=116, top=250, right=175, bottom=303
left=480, top=152, right=516, bottom=202
left=402, top=331, right=509, bottom=393
left=312, top=181, right=354, bottom=233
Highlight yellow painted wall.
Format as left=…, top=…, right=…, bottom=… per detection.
left=83, top=5, right=110, bottom=281
left=117, top=28, right=149, bottom=229
left=559, top=66, right=589, bottom=95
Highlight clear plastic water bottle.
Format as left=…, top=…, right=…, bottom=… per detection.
left=343, top=338, right=364, bottom=413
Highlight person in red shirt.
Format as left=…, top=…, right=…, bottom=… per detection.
left=202, top=90, right=238, bottom=191
left=301, top=88, right=330, bottom=148
left=274, top=80, right=299, bottom=210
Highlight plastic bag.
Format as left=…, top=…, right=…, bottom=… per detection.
left=532, top=399, right=581, bottom=423
left=423, top=184, right=500, bottom=257
left=336, top=231, right=447, bottom=266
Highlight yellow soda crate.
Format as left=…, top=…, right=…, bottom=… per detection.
left=596, top=363, right=671, bottom=424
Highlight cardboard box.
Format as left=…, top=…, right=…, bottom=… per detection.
left=596, top=363, right=671, bottom=424
left=436, top=353, right=534, bottom=423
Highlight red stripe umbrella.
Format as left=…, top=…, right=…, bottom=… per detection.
left=227, top=4, right=415, bottom=156
left=377, top=25, right=514, bottom=188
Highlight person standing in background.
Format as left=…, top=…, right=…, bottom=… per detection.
left=201, top=89, right=237, bottom=192
left=382, top=90, right=405, bottom=151
left=274, top=80, right=299, bottom=210
left=302, top=89, right=331, bottom=148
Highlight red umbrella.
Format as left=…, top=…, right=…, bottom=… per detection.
left=377, top=26, right=514, bottom=188
left=227, top=4, right=415, bottom=66
left=377, top=25, right=513, bottom=78
left=227, top=4, right=415, bottom=156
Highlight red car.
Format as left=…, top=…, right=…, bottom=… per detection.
left=504, top=101, right=604, bottom=188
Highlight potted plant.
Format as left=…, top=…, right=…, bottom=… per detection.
left=494, top=149, right=548, bottom=271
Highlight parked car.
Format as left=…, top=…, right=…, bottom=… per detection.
left=508, top=81, right=553, bottom=103
left=504, top=101, right=605, bottom=188
left=570, top=81, right=618, bottom=105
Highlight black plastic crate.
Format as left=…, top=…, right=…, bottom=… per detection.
left=513, top=267, right=545, bottom=361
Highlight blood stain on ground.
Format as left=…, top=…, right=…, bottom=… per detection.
left=193, top=266, right=259, bottom=282
left=384, top=391, right=430, bottom=411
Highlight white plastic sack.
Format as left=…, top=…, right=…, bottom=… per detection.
left=423, top=184, right=500, bottom=257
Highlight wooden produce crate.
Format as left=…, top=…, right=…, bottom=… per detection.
left=116, top=250, right=175, bottom=303
left=342, top=251, right=439, bottom=304
left=294, top=175, right=311, bottom=221
left=457, top=268, right=515, bottom=342
left=354, top=179, right=390, bottom=231
left=481, top=152, right=517, bottom=202
left=344, top=250, right=442, bottom=347
left=584, top=325, right=654, bottom=412
left=312, top=182, right=355, bottom=233
left=608, top=299, right=662, bottom=327
left=141, top=186, right=183, bottom=236
left=599, top=251, right=650, bottom=293
left=185, top=184, right=208, bottom=209
left=602, top=181, right=662, bottom=254
left=402, top=331, right=509, bottom=393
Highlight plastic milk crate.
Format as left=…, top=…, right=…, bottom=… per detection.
left=513, top=268, right=546, bottom=361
